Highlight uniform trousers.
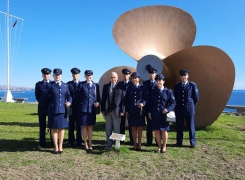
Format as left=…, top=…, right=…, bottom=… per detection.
left=146, top=115, right=153, bottom=145
left=68, top=113, right=82, bottom=146
left=120, top=115, right=133, bottom=143
left=176, top=114, right=196, bottom=146
left=104, top=110, right=121, bottom=147
left=38, top=113, right=53, bottom=147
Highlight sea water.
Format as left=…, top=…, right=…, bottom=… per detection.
left=0, top=90, right=244, bottom=111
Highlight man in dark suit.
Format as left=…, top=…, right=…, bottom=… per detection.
left=67, top=67, right=82, bottom=146
left=174, top=69, right=199, bottom=148
left=143, top=68, right=157, bottom=145
left=118, top=68, right=133, bottom=144
left=101, top=72, right=124, bottom=150
left=35, top=68, right=53, bottom=149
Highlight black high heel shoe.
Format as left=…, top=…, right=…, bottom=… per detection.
left=53, top=150, right=58, bottom=154
left=58, top=151, right=63, bottom=154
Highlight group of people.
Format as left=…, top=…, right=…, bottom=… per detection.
left=35, top=66, right=199, bottom=154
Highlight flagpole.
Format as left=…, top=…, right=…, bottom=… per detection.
left=2, top=0, right=14, bottom=102
left=7, top=0, right=10, bottom=95
left=1, top=0, right=23, bottom=102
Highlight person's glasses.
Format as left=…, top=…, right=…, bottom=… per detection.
left=110, top=77, right=117, bottom=79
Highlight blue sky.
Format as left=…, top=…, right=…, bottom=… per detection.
left=0, top=0, right=244, bottom=89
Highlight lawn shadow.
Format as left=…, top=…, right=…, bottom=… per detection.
left=26, top=113, right=38, bottom=116
left=0, top=138, right=54, bottom=152
left=0, top=121, right=39, bottom=127
left=167, top=143, right=191, bottom=148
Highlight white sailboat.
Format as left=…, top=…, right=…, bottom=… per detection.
left=0, top=0, right=24, bottom=102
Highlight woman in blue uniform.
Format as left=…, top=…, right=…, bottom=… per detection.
left=78, top=70, right=101, bottom=151
left=47, top=68, right=72, bottom=154
left=125, top=72, right=148, bottom=150
left=148, top=74, right=176, bottom=153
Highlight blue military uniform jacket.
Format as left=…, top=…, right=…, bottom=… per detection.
left=125, top=84, right=148, bottom=115
left=149, top=87, right=176, bottom=118
left=47, top=81, right=72, bottom=114
left=143, top=79, right=157, bottom=94
left=143, top=80, right=157, bottom=109
left=77, top=82, right=101, bottom=113
left=116, top=80, right=133, bottom=113
left=174, top=81, right=199, bottom=115
left=67, top=80, right=81, bottom=114
left=35, top=80, right=53, bottom=114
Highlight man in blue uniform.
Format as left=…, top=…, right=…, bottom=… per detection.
left=174, top=69, right=199, bottom=148
left=67, top=68, right=82, bottom=146
left=143, top=68, right=157, bottom=145
left=118, top=68, right=133, bottom=144
left=35, top=68, right=53, bottom=149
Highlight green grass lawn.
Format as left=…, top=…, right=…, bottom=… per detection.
left=0, top=102, right=244, bottom=179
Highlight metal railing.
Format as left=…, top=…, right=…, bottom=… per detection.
left=224, top=105, right=245, bottom=116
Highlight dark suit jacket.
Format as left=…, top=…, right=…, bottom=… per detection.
left=101, top=82, right=123, bottom=117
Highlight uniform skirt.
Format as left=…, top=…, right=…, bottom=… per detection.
left=128, top=114, right=146, bottom=127
left=152, top=114, right=170, bottom=131
left=79, top=112, right=96, bottom=126
left=48, top=113, right=68, bottom=129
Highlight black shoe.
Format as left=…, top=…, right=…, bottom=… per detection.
left=173, top=143, right=182, bottom=147
left=52, top=151, right=58, bottom=154
left=160, top=149, right=166, bottom=153
left=104, top=146, right=111, bottom=151
left=58, top=151, right=63, bottom=154
left=69, top=144, right=74, bottom=147
left=38, top=145, right=45, bottom=150
left=189, top=145, right=196, bottom=148
left=154, top=148, right=161, bottom=153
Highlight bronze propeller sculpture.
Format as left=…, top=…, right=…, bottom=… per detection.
left=98, top=5, right=235, bottom=128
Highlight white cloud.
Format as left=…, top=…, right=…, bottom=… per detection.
left=233, top=82, right=245, bottom=90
